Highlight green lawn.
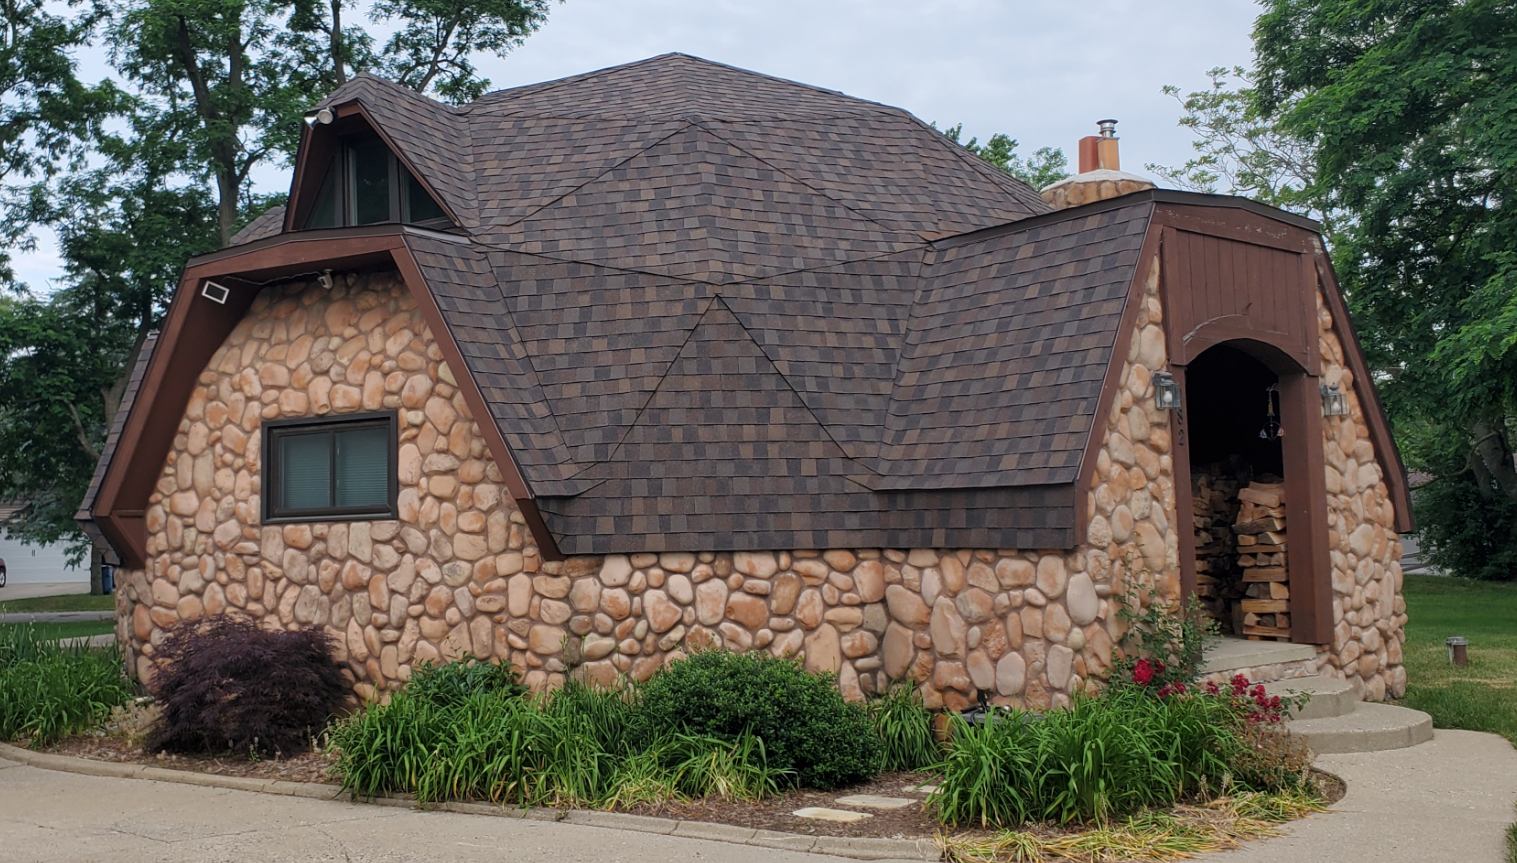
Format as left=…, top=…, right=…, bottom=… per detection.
left=0, top=593, right=115, bottom=615
left=1398, top=573, right=1517, bottom=746
left=0, top=621, right=115, bottom=641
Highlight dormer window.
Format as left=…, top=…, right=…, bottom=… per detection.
left=305, top=134, right=450, bottom=229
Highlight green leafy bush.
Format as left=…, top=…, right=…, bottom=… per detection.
left=0, top=625, right=133, bottom=746
left=632, top=649, right=881, bottom=789
left=867, top=681, right=943, bottom=772
left=403, top=656, right=528, bottom=707
left=932, top=687, right=1240, bottom=827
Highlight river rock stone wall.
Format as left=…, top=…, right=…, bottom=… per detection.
left=1314, top=287, right=1406, bottom=701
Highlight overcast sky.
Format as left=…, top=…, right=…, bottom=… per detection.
left=14, top=0, right=1261, bottom=290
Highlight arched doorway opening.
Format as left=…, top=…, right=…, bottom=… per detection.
left=1185, top=343, right=1291, bottom=639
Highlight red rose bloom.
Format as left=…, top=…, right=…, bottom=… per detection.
left=1133, top=658, right=1155, bottom=685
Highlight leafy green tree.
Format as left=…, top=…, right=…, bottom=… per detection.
left=112, top=0, right=558, bottom=245
left=939, top=123, right=1070, bottom=191
left=1253, top=0, right=1517, bottom=578
left=1147, top=68, right=1337, bottom=234
left=0, top=0, right=121, bottom=288
left=0, top=0, right=559, bottom=568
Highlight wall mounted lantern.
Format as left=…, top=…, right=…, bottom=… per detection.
left=1320, top=384, right=1350, bottom=417
left=1152, top=371, right=1181, bottom=410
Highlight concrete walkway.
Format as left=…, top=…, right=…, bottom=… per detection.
left=0, top=610, right=113, bottom=624
left=1197, top=729, right=1517, bottom=862
left=0, top=730, right=1513, bottom=863
left=0, top=583, right=88, bottom=602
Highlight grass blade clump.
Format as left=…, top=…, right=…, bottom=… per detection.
left=932, top=687, right=1244, bottom=827
left=867, top=681, right=944, bottom=772
left=0, top=625, right=133, bottom=746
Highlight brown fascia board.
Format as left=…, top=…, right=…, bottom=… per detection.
left=932, top=189, right=1322, bottom=252
left=91, top=226, right=559, bottom=567
left=282, top=101, right=461, bottom=235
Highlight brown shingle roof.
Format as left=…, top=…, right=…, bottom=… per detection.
left=214, top=54, right=1162, bottom=553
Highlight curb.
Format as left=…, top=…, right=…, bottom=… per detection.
left=0, top=742, right=940, bottom=861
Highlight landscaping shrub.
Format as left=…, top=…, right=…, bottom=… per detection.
left=0, top=625, right=132, bottom=746
left=631, top=649, right=881, bottom=789
left=932, top=675, right=1310, bottom=828
left=146, top=615, right=348, bottom=758
left=403, top=655, right=527, bottom=707
left=328, top=680, right=785, bottom=806
left=867, top=681, right=943, bottom=772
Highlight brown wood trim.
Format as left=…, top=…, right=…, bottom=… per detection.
left=1169, top=365, right=1197, bottom=604
left=1072, top=218, right=1163, bottom=546
left=1153, top=205, right=1316, bottom=255
left=1313, top=256, right=1413, bottom=533
left=92, top=231, right=562, bottom=566
left=390, top=243, right=565, bottom=561
left=1279, top=372, right=1335, bottom=644
left=283, top=99, right=461, bottom=235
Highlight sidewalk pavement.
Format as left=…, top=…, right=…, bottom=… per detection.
left=0, top=730, right=1513, bottom=863
left=1196, top=728, right=1516, bottom=862
left=0, top=583, right=89, bottom=602
left=0, top=611, right=114, bottom=624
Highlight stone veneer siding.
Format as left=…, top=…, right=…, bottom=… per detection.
left=113, top=254, right=1402, bottom=707
left=1313, top=287, right=1406, bottom=701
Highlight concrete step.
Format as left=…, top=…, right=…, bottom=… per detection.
left=1201, top=636, right=1317, bottom=675
left=1264, top=675, right=1357, bottom=721
left=1288, top=701, right=1434, bottom=754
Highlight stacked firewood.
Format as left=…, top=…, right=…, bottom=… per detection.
left=1191, top=470, right=1242, bottom=626
left=1233, top=479, right=1290, bottom=640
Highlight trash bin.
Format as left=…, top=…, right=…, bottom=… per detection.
left=101, top=563, right=115, bottom=596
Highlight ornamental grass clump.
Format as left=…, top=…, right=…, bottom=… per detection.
left=0, top=625, right=133, bottom=747
left=145, top=614, right=349, bottom=758
left=328, top=673, right=787, bottom=807
left=867, top=680, right=944, bottom=772
left=932, top=669, right=1316, bottom=829
left=631, top=649, right=880, bottom=789
left=931, top=686, right=1240, bottom=827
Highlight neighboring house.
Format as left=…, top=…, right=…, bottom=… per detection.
left=77, top=55, right=1411, bottom=709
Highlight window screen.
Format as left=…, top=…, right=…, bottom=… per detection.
left=350, top=138, right=392, bottom=225
left=265, top=412, right=396, bottom=521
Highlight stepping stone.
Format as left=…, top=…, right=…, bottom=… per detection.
left=834, top=794, right=918, bottom=810
left=906, top=784, right=938, bottom=794
left=792, top=807, right=873, bottom=823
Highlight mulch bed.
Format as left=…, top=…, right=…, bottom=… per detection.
left=624, top=771, right=968, bottom=839
left=44, top=735, right=338, bottom=784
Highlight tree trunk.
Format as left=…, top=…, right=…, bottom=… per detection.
left=90, top=544, right=103, bottom=596
left=1470, top=418, right=1517, bottom=505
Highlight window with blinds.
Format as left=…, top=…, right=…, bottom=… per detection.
left=263, top=412, right=397, bottom=522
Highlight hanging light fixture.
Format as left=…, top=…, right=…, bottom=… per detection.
left=1321, top=384, right=1350, bottom=417
left=1152, top=371, right=1181, bottom=410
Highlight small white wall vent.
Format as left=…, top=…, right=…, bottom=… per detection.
left=201, top=281, right=230, bottom=304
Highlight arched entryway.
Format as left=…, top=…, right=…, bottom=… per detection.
left=1184, top=344, right=1287, bottom=637
left=1172, top=339, right=1334, bottom=645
